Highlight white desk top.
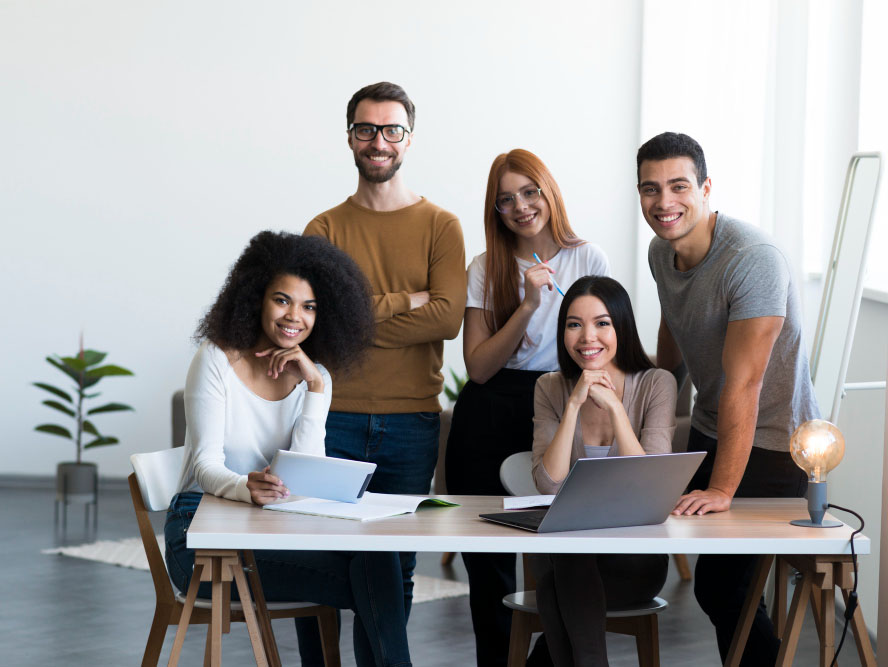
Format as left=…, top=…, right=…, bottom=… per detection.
left=187, top=495, right=868, bottom=556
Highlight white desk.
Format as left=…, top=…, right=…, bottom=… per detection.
left=182, top=496, right=873, bottom=667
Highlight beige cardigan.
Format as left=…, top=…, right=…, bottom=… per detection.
left=531, top=368, right=677, bottom=494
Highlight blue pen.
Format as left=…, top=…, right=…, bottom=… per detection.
left=532, top=252, right=565, bottom=296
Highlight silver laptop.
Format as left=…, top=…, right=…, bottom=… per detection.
left=480, top=451, right=705, bottom=533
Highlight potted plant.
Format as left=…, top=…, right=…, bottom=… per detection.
left=34, top=344, right=135, bottom=526
left=435, top=368, right=468, bottom=494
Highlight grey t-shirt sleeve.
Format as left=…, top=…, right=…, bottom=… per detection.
left=725, top=244, right=790, bottom=321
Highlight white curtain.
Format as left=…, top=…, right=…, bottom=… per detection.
left=633, top=0, right=870, bottom=347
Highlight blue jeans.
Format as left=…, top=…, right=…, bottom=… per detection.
left=165, top=492, right=412, bottom=667
left=296, top=411, right=440, bottom=667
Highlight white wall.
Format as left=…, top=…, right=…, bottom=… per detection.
left=828, top=296, right=888, bottom=636
left=0, top=0, right=644, bottom=477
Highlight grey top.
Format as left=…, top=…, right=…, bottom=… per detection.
left=648, top=213, right=819, bottom=451
left=532, top=368, right=677, bottom=494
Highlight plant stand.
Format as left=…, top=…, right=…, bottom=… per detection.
left=55, top=461, right=98, bottom=535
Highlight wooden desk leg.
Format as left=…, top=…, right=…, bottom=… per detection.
left=209, top=556, right=224, bottom=667
left=775, top=570, right=813, bottom=666
left=817, top=580, right=836, bottom=667
left=771, top=558, right=788, bottom=637
left=724, top=555, right=773, bottom=667
left=842, top=588, right=877, bottom=666
left=229, top=553, right=270, bottom=667
left=168, top=560, right=205, bottom=667
left=243, top=550, right=282, bottom=667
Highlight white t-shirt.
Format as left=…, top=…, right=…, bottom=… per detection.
left=466, top=242, right=610, bottom=371
left=175, top=341, right=333, bottom=503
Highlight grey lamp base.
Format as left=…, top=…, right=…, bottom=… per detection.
left=790, top=518, right=843, bottom=528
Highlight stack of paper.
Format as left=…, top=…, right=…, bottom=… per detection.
left=264, top=492, right=459, bottom=521
left=503, top=495, right=555, bottom=510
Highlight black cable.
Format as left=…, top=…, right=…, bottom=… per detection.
left=826, top=503, right=863, bottom=667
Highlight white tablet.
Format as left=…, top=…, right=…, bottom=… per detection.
left=269, top=450, right=376, bottom=504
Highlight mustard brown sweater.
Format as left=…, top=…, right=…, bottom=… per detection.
left=304, top=197, right=466, bottom=413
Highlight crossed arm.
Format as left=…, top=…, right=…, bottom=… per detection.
left=659, top=314, right=785, bottom=515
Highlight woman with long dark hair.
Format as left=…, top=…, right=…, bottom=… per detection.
left=445, top=149, right=610, bottom=665
left=530, top=276, right=676, bottom=667
left=165, top=230, right=412, bottom=667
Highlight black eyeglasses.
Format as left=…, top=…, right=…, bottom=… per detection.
left=348, top=123, right=410, bottom=143
left=494, top=186, right=542, bottom=213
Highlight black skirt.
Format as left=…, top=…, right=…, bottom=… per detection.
left=444, top=368, right=547, bottom=495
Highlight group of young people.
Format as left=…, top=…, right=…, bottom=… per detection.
left=163, top=81, right=820, bottom=667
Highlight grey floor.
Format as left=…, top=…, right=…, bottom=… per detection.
left=0, top=480, right=855, bottom=666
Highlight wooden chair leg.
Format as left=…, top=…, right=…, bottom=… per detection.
left=672, top=553, right=692, bottom=582
left=440, top=552, right=456, bottom=567
left=507, top=610, right=534, bottom=667
left=141, top=603, right=174, bottom=667
left=634, top=614, right=660, bottom=667
left=318, top=606, right=342, bottom=667
left=203, top=629, right=212, bottom=667
left=168, top=560, right=204, bottom=667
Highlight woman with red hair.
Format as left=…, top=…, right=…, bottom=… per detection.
left=445, top=149, right=610, bottom=666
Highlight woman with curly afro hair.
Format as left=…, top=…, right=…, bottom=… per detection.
left=165, top=231, right=414, bottom=667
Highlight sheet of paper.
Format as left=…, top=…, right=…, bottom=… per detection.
left=264, top=492, right=459, bottom=521
left=503, top=495, right=555, bottom=510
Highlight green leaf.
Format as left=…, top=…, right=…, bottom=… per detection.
left=83, top=392, right=101, bottom=399
left=84, top=436, right=119, bottom=448
left=33, top=382, right=73, bottom=403
left=41, top=400, right=76, bottom=418
left=46, top=356, right=84, bottom=385
left=87, top=402, right=134, bottom=415
left=82, top=420, right=100, bottom=436
left=80, top=350, right=107, bottom=367
left=85, top=364, right=134, bottom=379
left=35, top=424, right=73, bottom=439
left=60, top=355, right=89, bottom=372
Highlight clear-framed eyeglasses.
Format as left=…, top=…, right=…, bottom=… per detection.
left=348, top=123, right=411, bottom=143
left=494, top=186, right=543, bottom=214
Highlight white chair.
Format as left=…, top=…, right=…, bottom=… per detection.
left=498, top=452, right=668, bottom=667
left=129, top=448, right=340, bottom=666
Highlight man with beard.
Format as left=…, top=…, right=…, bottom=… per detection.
left=299, top=81, right=466, bottom=666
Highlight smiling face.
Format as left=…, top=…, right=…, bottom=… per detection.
left=259, top=274, right=316, bottom=348
left=348, top=99, right=412, bottom=183
left=638, top=156, right=711, bottom=246
left=563, top=295, right=618, bottom=373
left=496, top=171, right=551, bottom=242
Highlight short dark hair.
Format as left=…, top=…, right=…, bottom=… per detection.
left=556, top=276, right=654, bottom=381
left=346, top=82, right=416, bottom=130
left=636, top=132, right=707, bottom=186
left=196, top=231, right=374, bottom=376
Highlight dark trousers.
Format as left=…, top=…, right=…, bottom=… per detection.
left=529, top=553, right=668, bottom=667
left=445, top=369, right=552, bottom=667
left=296, top=411, right=440, bottom=667
left=687, top=427, right=807, bottom=667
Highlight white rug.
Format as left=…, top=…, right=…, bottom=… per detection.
left=42, top=537, right=470, bottom=604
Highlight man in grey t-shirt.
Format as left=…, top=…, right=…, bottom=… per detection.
left=637, top=132, right=819, bottom=666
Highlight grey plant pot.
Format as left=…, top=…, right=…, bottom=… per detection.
left=55, top=461, right=99, bottom=534
left=56, top=461, right=98, bottom=501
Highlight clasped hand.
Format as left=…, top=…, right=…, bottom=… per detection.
left=569, top=369, right=619, bottom=411
left=247, top=466, right=289, bottom=506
